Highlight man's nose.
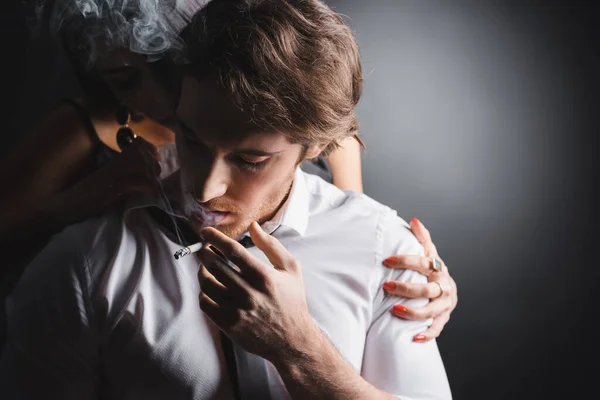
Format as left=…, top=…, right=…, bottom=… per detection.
left=194, top=157, right=229, bottom=203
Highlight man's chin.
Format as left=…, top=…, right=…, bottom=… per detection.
left=190, top=219, right=247, bottom=240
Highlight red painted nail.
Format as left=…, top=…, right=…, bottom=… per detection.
left=410, top=217, right=419, bottom=225
left=383, top=256, right=398, bottom=266
left=392, top=305, right=407, bottom=314
left=414, top=334, right=426, bottom=342
left=383, top=282, right=396, bottom=291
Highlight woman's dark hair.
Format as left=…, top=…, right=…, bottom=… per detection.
left=29, top=0, right=203, bottom=111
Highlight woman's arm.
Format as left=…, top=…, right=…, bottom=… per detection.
left=325, top=137, right=363, bottom=192
left=0, top=102, right=99, bottom=241
left=0, top=102, right=159, bottom=274
left=326, top=136, right=459, bottom=339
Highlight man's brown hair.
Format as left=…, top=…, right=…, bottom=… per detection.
left=183, top=0, right=363, bottom=156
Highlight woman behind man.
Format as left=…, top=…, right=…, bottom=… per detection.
left=0, top=0, right=456, bottom=347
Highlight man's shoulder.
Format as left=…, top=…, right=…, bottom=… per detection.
left=30, top=208, right=155, bottom=283
left=300, top=173, right=426, bottom=309
left=303, top=171, right=393, bottom=216
left=11, top=211, right=129, bottom=310
left=55, top=210, right=128, bottom=256
left=302, top=171, right=419, bottom=251
left=303, top=171, right=411, bottom=230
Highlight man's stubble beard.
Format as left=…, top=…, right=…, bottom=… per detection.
left=215, top=168, right=296, bottom=239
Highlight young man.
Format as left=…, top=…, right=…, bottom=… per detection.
left=0, top=1, right=452, bottom=398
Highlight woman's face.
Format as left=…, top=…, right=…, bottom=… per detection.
left=94, top=49, right=179, bottom=125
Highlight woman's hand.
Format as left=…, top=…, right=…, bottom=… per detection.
left=0, top=136, right=162, bottom=274
left=43, top=136, right=162, bottom=229
left=382, top=218, right=458, bottom=342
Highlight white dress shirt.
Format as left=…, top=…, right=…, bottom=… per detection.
left=0, top=169, right=452, bottom=399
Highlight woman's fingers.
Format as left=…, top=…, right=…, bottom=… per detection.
left=409, top=218, right=438, bottom=257
left=390, top=293, right=452, bottom=320
left=383, top=254, right=445, bottom=276
left=382, top=219, right=459, bottom=342
left=384, top=280, right=444, bottom=299
left=413, top=311, right=451, bottom=342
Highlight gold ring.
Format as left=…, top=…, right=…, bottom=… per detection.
left=433, top=281, right=445, bottom=299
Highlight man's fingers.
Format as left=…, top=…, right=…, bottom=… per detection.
left=248, top=222, right=298, bottom=272
left=197, top=246, right=252, bottom=295
left=199, top=292, right=220, bottom=322
left=200, top=227, right=268, bottom=279
left=199, top=272, right=231, bottom=307
left=198, top=265, right=250, bottom=308
left=198, top=265, right=220, bottom=287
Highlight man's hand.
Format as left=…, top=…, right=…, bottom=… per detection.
left=197, top=223, right=398, bottom=400
left=197, top=222, right=317, bottom=361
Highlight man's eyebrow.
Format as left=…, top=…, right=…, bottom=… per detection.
left=234, top=148, right=283, bottom=156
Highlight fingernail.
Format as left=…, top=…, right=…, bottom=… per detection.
left=383, top=256, right=398, bottom=266
left=392, top=305, right=407, bottom=314
left=411, top=217, right=424, bottom=228
left=414, top=334, right=426, bottom=342
left=383, top=282, right=396, bottom=291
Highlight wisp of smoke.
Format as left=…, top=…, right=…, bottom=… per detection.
left=37, top=0, right=210, bottom=64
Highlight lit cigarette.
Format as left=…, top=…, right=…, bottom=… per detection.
left=173, top=242, right=203, bottom=260
left=174, top=242, right=241, bottom=273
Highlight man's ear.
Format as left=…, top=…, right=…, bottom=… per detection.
left=304, top=143, right=328, bottom=160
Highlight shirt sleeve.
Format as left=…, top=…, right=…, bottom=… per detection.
left=361, top=209, right=452, bottom=400
left=0, top=228, right=100, bottom=399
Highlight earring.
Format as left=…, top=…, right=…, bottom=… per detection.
left=115, top=105, right=138, bottom=150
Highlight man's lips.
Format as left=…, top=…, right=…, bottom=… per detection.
left=180, top=190, right=234, bottom=227
left=187, top=205, right=232, bottom=228
left=199, top=208, right=229, bottom=214
left=195, top=205, right=231, bottom=214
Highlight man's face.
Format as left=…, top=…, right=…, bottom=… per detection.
left=175, top=76, right=318, bottom=239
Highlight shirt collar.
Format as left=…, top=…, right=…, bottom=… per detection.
left=259, top=167, right=309, bottom=237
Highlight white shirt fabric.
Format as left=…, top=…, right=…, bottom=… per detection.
left=0, top=169, right=452, bottom=399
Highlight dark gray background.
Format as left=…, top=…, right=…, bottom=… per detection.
left=326, top=1, right=598, bottom=399
left=2, top=1, right=598, bottom=399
